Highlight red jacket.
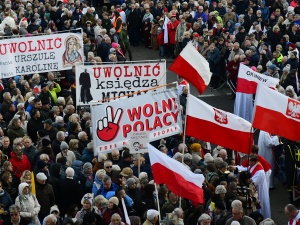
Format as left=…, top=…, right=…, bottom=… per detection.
left=167, top=20, right=180, bottom=44
left=226, top=59, right=240, bottom=83
left=10, top=152, right=31, bottom=178
left=157, top=32, right=164, bottom=45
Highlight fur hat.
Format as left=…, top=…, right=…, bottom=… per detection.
left=147, top=209, right=159, bottom=220
left=109, top=197, right=119, bottom=206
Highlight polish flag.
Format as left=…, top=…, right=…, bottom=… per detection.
left=252, top=84, right=300, bottom=141
left=169, top=42, right=212, bottom=94
left=186, top=95, right=253, bottom=154
left=236, top=64, right=279, bottom=94
left=148, top=144, right=205, bottom=205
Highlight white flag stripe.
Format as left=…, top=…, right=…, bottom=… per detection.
left=148, top=144, right=204, bottom=187
left=187, top=95, right=252, bottom=132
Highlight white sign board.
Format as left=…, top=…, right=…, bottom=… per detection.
left=130, top=132, right=149, bottom=154
left=0, top=33, right=84, bottom=78
left=75, top=61, right=166, bottom=105
left=91, top=88, right=182, bottom=153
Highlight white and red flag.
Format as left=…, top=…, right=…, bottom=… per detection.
left=236, top=64, right=279, bottom=94
left=252, top=84, right=300, bottom=141
left=186, top=95, right=253, bottom=154
left=169, top=42, right=212, bottom=94
left=148, top=144, right=205, bottom=205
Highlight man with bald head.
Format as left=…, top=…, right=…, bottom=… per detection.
left=110, top=149, right=121, bottom=164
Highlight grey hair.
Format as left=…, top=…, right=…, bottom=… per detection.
left=17, top=103, right=25, bottom=110
left=198, top=213, right=211, bottom=223
left=56, top=131, right=65, bottom=139
left=231, top=200, right=243, bottom=208
left=78, top=131, right=87, bottom=139
left=51, top=106, right=59, bottom=113
left=45, top=214, right=57, bottom=223
left=40, top=154, right=49, bottom=161
left=9, top=205, right=20, bottom=212
left=82, top=112, right=91, bottom=120
left=57, top=97, right=65, bottom=104
left=178, top=143, right=187, bottom=151
left=3, top=92, right=11, bottom=98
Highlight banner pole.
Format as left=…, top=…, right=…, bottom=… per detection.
left=138, top=153, right=141, bottom=178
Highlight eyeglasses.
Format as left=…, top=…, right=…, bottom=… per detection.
left=106, top=166, right=112, bottom=168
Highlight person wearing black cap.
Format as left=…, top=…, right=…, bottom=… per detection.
left=235, top=26, right=246, bottom=45
left=40, top=101, right=51, bottom=120
left=27, top=109, right=43, bottom=144
left=39, top=83, right=54, bottom=106
left=43, top=119, right=58, bottom=142
left=287, top=51, right=299, bottom=71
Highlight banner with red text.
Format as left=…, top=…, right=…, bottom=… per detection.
left=0, top=33, right=84, bottom=78
left=75, top=61, right=166, bottom=105
left=91, top=88, right=182, bottom=153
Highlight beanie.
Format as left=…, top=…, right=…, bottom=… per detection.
left=147, top=209, right=159, bottom=220
left=66, top=167, right=75, bottom=178
left=60, top=141, right=69, bottom=150
left=139, top=172, right=148, bottom=180
left=126, top=178, right=136, bottom=187
left=109, top=197, right=119, bottom=206
left=37, top=160, right=47, bottom=170
left=215, top=185, right=227, bottom=194
left=204, top=153, right=214, bottom=163
left=83, top=162, right=92, bottom=172
left=81, top=193, right=94, bottom=205
left=190, top=143, right=201, bottom=152
left=42, top=138, right=51, bottom=147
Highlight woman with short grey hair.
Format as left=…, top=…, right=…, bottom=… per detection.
left=198, top=213, right=211, bottom=225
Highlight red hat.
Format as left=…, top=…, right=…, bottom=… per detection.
left=194, top=33, right=200, bottom=37
left=289, top=42, right=297, bottom=50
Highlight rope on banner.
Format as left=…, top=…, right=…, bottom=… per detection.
left=96, top=81, right=177, bottom=103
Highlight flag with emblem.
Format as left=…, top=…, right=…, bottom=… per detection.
left=252, top=84, right=300, bottom=141
left=186, top=95, right=254, bottom=154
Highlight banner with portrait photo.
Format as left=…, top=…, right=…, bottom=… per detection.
left=75, top=61, right=166, bottom=105
left=91, top=88, right=182, bottom=153
left=0, top=33, right=84, bottom=78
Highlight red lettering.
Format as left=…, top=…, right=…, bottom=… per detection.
left=162, top=113, right=172, bottom=126
left=144, top=65, right=151, bottom=76
left=18, top=42, right=27, bottom=53
left=122, top=124, right=131, bottom=138
left=152, top=116, right=163, bottom=129
left=54, top=38, right=62, bottom=48
left=114, top=66, right=122, bottom=78
left=28, top=41, right=37, bottom=52
left=124, top=66, right=132, bottom=77
left=154, top=102, right=162, bottom=114
left=127, top=107, right=141, bottom=121
left=133, top=121, right=144, bottom=132
left=46, top=39, right=54, bottom=50
left=145, top=119, right=153, bottom=131
left=104, top=67, right=112, bottom=77
left=162, top=98, right=173, bottom=112
left=134, top=66, right=142, bottom=76
left=142, top=104, right=153, bottom=117
left=37, top=40, right=45, bottom=50
left=8, top=43, right=17, bottom=53
left=170, top=111, right=178, bottom=123
left=172, top=98, right=178, bottom=110
left=93, top=67, right=101, bottom=78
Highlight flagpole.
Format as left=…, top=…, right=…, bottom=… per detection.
left=245, top=126, right=253, bottom=215
left=180, top=89, right=189, bottom=209
left=154, top=183, right=161, bottom=224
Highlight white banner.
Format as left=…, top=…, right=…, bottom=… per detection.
left=91, top=88, right=182, bottom=153
left=75, top=61, right=166, bottom=105
left=130, top=132, right=149, bottom=154
left=0, top=33, right=84, bottom=78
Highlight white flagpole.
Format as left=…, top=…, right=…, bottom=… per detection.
left=154, top=183, right=161, bottom=224
left=121, top=198, right=131, bottom=225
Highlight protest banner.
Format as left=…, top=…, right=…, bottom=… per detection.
left=75, top=61, right=166, bottom=105
left=0, top=33, right=84, bottom=78
left=91, top=88, right=182, bottom=153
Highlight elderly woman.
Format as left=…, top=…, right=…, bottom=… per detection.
left=47, top=81, right=61, bottom=105
left=75, top=193, right=102, bottom=225
left=285, top=85, right=298, bottom=99
left=69, top=139, right=82, bottom=161
left=92, top=169, right=106, bottom=197
left=94, top=194, right=108, bottom=217
left=110, top=213, right=125, bottom=225
left=198, top=213, right=211, bottom=225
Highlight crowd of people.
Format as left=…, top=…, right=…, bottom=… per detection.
left=0, top=0, right=300, bottom=224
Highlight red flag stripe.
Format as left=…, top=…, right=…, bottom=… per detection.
left=236, top=78, right=258, bottom=94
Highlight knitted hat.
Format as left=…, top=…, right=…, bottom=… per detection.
left=147, top=209, right=159, bottom=220
left=291, top=51, right=298, bottom=57
left=109, top=197, right=119, bottom=206
left=139, top=172, right=148, bottom=180
left=266, top=61, right=272, bottom=67
left=269, top=64, right=277, bottom=71
left=110, top=28, right=116, bottom=34
left=204, top=153, right=214, bottom=163
left=81, top=193, right=94, bottom=205
left=60, top=141, right=69, bottom=150
left=257, top=65, right=263, bottom=71
left=83, top=162, right=92, bottom=172
left=37, top=160, right=47, bottom=170
left=50, top=205, right=60, bottom=214
left=173, top=152, right=183, bottom=160
left=66, top=167, right=75, bottom=178
left=98, top=153, right=107, bottom=162
left=36, top=172, right=47, bottom=181
left=109, top=48, right=116, bottom=53
left=184, top=153, right=192, bottom=160
left=289, top=42, right=296, bottom=50
left=190, top=143, right=201, bottom=152
left=47, top=81, right=53, bottom=88
left=126, top=178, right=136, bottom=187
left=231, top=221, right=241, bottom=225
left=42, top=138, right=51, bottom=147
left=215, top=185, right=227, bottom=194
left=112, top=42, right=118, bottom=49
